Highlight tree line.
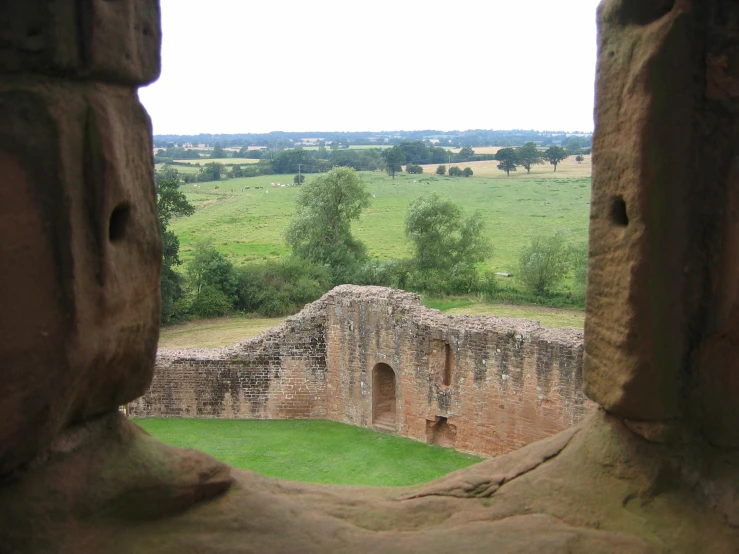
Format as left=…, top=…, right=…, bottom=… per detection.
left=153, top=130, right=593, bottom=150
left=492, top=143, right=579, bottom=176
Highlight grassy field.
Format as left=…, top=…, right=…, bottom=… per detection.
left=158, top=316, right=286, bottom=348
left=167, top=155, right=592, bottom=274
left=134, top=418, right=482, bottom=486
left=172, top=158, right=261, bottom=165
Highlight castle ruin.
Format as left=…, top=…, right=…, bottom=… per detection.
left=1, top=1, right=739, bottom=552
left=132, top=286, right=592, bottom=458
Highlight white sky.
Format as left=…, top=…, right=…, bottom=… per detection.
left=139, top=0, right=601, bottom=135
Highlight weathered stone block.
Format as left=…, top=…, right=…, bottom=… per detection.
left=0, top=0, right=160, bottom=84
left=0, top=83, right=160, bottom=476
left=584, top=0, right=697, bottom=420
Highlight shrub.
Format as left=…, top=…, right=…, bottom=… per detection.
left=235, top=257, right=332, bottom=317
left=517, top=231, right=571, bottom=295
left=190, top=285, right=233, bottom=318
left=353, top=259, right=413, bottom=290
left=448, top=166, right=463, bottom=177
left=435, top=165, right=446, bottom=176
left=462, top=167, right=473, bottom=177
left=406, top=163, right=423, bottom=174
left=187, top=240, right=238, bottom=301
left=570, top=240, right=588, bottom=287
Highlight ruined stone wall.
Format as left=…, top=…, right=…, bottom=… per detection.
left=132, top=286, right=593, bottom=457
left=130, top=299, right=329, bottom=419
left=324, top=287, right=592, bottom=457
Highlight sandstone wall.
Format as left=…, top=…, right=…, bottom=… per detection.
left=324, top=287, right=592, bottom=457
left=132, top=286, right=593, bottom=457
left=130, top=299, right=329, bottom=419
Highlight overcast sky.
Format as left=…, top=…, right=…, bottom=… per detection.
left=140, top=0, right=601, bottom=135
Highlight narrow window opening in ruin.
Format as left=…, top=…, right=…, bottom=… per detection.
left=425, top=416, right=457, bottom=448
left=611, top=196, right=629, bottom=227
left=372, top=363, right=397, bottom=432
left=109, top=203, right=131, bottom=242
left=443, top=343, right=453, bottom=386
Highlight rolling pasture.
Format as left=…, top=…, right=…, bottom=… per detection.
left=167, top=155, right=592, bottom=275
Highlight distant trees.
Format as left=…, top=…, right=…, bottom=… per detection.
left=448, top=166, right=463, bottom=177
left=155, top=146, right=201, bottom=161
left=294, top=173, right=305, bottom=185
left=494, top=148, right=518, bottom=176
left=436, top=165, right=446, bottom=176
left=543, top=146, right=568, bottom=172
left=564, top=136, right=584, bottom=155
left=406, top=163, right=423, bottom=174
left=382, top=146, right=406, bottom=178
left=271, top=148, right=310, bottom=174
left=462, top=167, right=473, bottom=177
left=197, top=162, right=225, bottom=182
left=575, top=154, right=584, bottom=164
left=211, top=142, right=226, bottom=159
left=285, top=167, right=371, bottom=282
left=457, top=146, right=475, bottom=161
left=516, top=142, right=543, bottom=173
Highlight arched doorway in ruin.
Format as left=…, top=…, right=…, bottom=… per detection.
left=372, top=363, right=397, bottom=432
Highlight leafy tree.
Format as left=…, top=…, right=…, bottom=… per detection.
left=197, top=162, right=225, bottom=182
left=381, top=146, right=405, bottom=178
left=230, top=165, right=244, bottom=178
left=462, top=167, right=473, bottom=177
left=190, top=285, right=233, bottom=318
left=406, top=163, right=423, bottom=174
left=436, top=165, right=446, bottom=176
left=285, top=167, right=371, bottom=282
left=294, top=173, right=305, bottom=185
left=516, top=142, right=543, bottom=173
left=448, top=166, right=463, bottom=177
left=494, top=148, right=518, bottom=176
left=211, top=142, right=226, bottom=159
left=186, top=239, right=238, bottom=301
left=155, top=167, right=195, bottom=324
left=517, top=231, right=571, bottom=295
left=564, top=135, right=584, bottom=154
left=542, top=146, right=568, bottom=172
left=575, top=154, right=584, bottom=164
left=271, top=148, right=309, bottom=174
left=405, top=192, right=492, bottom=272
left=456, top=146, right=475, bottom=161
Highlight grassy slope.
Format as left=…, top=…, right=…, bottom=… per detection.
left=168, top=156, right=592, bottom=275
left=158, top=316, right=286, bottom=348
left=134, top=418, right=481, bottom=486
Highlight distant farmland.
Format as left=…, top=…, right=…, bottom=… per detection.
left=166, top=155, right=592, bottom=278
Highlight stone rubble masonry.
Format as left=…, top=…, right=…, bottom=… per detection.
left=131, top=285, right=594, bottom=458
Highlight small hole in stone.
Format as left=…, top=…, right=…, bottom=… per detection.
left=611, top=196, right=629, bottom=227
left=109, top=204, right=130, bottom=242
left=608, top=51, right=615, bottom=58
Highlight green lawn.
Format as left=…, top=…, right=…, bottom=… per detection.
left=168, top=160, right=592, bottom=279
left=134, top=418, right=482, bottom=486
